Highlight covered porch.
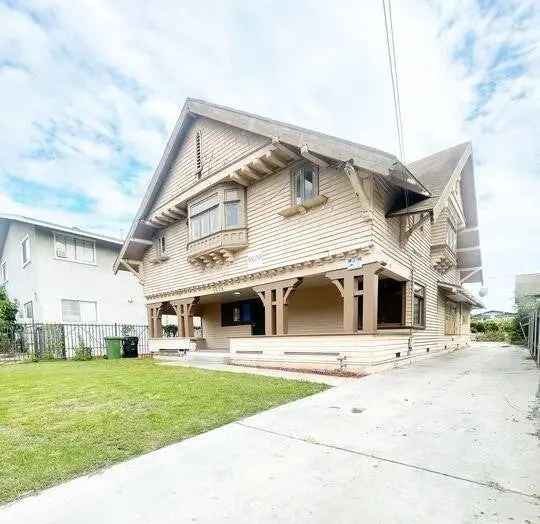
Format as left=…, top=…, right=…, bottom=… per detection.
left=147, top=261, right=417, bottom=356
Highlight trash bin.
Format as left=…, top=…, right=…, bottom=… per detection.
left=122, top=336, right=139, bottom=358
left=104, top=337, right=123, bottom=359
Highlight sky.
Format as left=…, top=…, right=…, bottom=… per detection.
left=0, top=0, right=538, bottom=311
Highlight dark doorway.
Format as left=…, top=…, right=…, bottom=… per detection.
left=378, top=278, right=405, bottom=327
left=221, top=299, right=265, bottom=335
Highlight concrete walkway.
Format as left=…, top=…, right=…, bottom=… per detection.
left=2, top=343, right=539, bottom=523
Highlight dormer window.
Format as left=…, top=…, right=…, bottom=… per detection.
left=293, top=164, right=318, bottom=205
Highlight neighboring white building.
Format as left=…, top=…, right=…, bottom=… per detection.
left=0, top=214, right=146, bottom=325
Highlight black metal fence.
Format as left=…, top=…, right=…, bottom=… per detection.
left=0, top=323, right=149, bottom=361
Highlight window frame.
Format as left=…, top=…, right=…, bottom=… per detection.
left=23, top=300, right=33, bottom=320
left=292, top=163, right=319, bottom=205
left=188, top=185, right=246, bottom=243
left=61, top=299, right=98, bottom=323
left=412, top=282, right=426, bottom=328
left=21, top=235, right=31, bottom=268
left=54, top=233, right=97, bottom=266
left=0, top=260, right=7, bottom=285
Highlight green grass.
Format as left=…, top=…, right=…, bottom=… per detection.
left=0, top=359, right=327, bottom=504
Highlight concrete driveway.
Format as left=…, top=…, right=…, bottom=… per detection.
left=2, top=343, right=539, bottom=523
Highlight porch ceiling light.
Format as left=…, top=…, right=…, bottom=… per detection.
left=233, top=291, right=241, bottom=295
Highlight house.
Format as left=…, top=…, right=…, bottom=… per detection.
left=114, top=98, right=483, bottom=371
left=515, top=273, right=540, bottom=305
left=0, top=214, right=146, bottom=325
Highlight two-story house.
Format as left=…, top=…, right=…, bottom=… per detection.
left=0, top=214, right=146, bottom=324
left=115, top=98, right=483, bottom=371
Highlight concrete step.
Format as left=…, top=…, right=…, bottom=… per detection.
left=156, top=349, right=230, bottom=364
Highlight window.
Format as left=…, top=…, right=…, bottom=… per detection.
left=21, top=236, right=30, bottom=267
left=55, top=234, right=96, bottom=264
left=196, top=131, right=203, bottom=177
left=413, top=283, right=426, bottom=327
left=446, top=222, right=457, bottom=251
left=224, top=189, right=241, bottom=228
left=378, top=278, right=405, bottom=326
left=24, top=301, right=33, bottom=319
left=61, top=300, right=97, bottom=322
left=0, top=261, right=6, bottom=284
left=293, top=164, right=318, bottom=205
left=221, top=299, right=261, bottom=327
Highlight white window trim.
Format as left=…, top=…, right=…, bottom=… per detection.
left=53, top=233, right=98, bottom=266
left=292, top=163, right=319, bottom=205
left=21, top=235, right=31, bottom=268
left=61, top=299, right=98, bottom=323
left=0, top=260, right=7, bottom=284
left=187, top=185, right=246, bottom=243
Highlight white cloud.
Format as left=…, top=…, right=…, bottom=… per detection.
left=0, top=0, right=538, bottom=310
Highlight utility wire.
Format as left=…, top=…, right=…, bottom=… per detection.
left=382, top=0, right=405, bottom=162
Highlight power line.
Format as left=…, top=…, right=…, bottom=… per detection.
left=382, top=0, right=405, bottom=162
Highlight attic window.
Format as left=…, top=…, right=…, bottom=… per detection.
left=196, top=131, right=203, bottom=178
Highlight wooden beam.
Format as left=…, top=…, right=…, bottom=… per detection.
left=401, top=212, right=430, bottom=243
left=251, top=159, right=273, bottom=175
left=120, top=260, right=143, bottom=284
left=230, top=173, right=250, bottom=186
left=264, top=151, right=286, bottom=169
left=271, top=137, right=301, bottom=160
left=130, top=237, right=153, bottom=246
left=300, top=145, right=329, bottom=168
left=343, top=161, right=371, bottom=208
left=240, top=166, right=261, bottom=181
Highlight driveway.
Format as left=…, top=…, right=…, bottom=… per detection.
left=2, top=343, right=539, bottom=523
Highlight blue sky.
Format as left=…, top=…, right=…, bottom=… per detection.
left=0, top=0, right=538, bottom=311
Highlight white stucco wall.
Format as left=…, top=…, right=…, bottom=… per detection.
left=0, top=221, right=37, bottom=320
left=1, top=222, right=146, bottom=324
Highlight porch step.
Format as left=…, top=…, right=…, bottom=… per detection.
left=156, top=349, right=230, bottom=364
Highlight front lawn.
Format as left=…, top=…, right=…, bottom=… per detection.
left=0, top=359, right=327, bottom=504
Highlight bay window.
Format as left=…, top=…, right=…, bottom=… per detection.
left=188, top=185, right=245, bottom=242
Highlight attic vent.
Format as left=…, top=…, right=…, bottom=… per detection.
left=196, top=131, right=203, bottom=177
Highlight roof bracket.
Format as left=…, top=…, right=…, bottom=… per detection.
left=401, top=212, right=430, bottom=244
left=299, top=144, right=329, bottom=168
left=343, top=160, right=371, bottom=209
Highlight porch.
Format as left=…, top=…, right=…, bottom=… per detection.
left=146, top=262, right=420, bottom=362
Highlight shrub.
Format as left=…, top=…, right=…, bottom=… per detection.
left=163, top=325, right=178, bottom=337
left=73, top=345, right=93, bottom=361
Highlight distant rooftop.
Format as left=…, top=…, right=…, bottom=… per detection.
left=515, top=273, right=540, bottom=299
left=0, top=213, right=123, bottom=245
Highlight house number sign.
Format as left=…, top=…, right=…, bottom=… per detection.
left=246, top=250, right=264, bottom=270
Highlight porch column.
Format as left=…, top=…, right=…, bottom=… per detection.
left=146, top=305, right=155, bottom=338
left=171, top=297, right=200, bottom=338
left=326, top=262, right=383, bottom=334
left=153, top=304, right=163, bottom=338
left=253, top=278, right=302, bottom=335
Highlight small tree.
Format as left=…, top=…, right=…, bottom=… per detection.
left=0, top=288, right=18, bottom=325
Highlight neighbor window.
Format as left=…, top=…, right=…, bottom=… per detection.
left=0, top=261, right=6, bottom=284
left=446, top=222, right=457, bottom=251
left=293, top=164, right=318, bottom=205
left=21, top=236, right=30, bottom=267
left=61, top=299, right=97, bottom=322
left=55, top=234, right=96, bottom=264
left=413, top=283, right=426, bottom=327
left=23, top=301, right=33, bottom=319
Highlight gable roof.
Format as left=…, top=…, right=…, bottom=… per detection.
left=0, top=214, right=122, bottom=258
left=114, top=97, right=432, bottom=272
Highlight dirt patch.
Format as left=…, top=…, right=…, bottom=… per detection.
left=228, top=363, right=367, bottom=378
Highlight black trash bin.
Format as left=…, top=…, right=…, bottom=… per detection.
left=121, top=336, right=139, bottom=358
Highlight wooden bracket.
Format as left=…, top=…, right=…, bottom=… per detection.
left=299, top=144, right=329, bottom=168
left=401, top=212, right=430, bottom=243
left=343, top=160, right=371, bottom=209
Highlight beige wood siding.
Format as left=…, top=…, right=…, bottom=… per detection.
left=198, top=302, right=251, bottom=350
left=151, top=116, right=269, bottom=213
left=142, top=165, right=373, bottom=297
